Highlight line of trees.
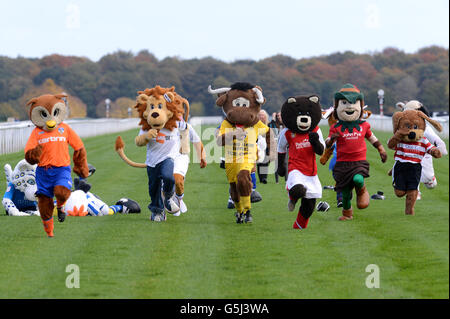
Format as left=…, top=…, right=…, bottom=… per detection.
left=0, top=45, right=448, bottom=122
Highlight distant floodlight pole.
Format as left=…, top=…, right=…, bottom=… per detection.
left=61, top=91, right=70, bottom=118
left=377, top=89, right=384, bottom=116
left=105, top=98, right=111, bottom=118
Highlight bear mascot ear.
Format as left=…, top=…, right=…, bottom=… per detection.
left=308, top=95, right=320, bottom=104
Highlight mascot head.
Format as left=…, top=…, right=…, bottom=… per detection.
left=4, top=159, right=37, bottom=201
left=396, top=100, right=431, bottom=117
left=26, top=93, right=68, bottom=131
left=280, top=95, right=322, bottom=134
left=208, top=82, right=265, bottom=127
left=333, top=84, right=365, bottom=122
left=134, top=85, right=185, bottom=131
left=392, top=109, right=442, bottom=143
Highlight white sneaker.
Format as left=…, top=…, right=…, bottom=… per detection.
left=164, top=196, right=180, bottom=214
left=417, top=192, right=421, bottom=200
left=173, top=211, right=181, bottom=217
left=179, top=199, right=188, bottom=213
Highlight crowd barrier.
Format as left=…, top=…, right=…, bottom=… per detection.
left=0, top=118, right=140, bottom=156
left=1, top=115, right=448, bottom=156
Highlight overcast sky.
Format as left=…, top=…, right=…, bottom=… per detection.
left=0, top=0, right=448, bottom=62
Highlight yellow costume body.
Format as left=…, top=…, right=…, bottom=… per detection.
left=218, top=119, right=269, bottom=213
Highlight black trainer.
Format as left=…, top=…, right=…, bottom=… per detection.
left=57, top=207, right=66, bottom=222
left=244, top=211, right=253, bottom=223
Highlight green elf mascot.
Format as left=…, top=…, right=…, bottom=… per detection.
left=324, top=84, right=387, bottom=221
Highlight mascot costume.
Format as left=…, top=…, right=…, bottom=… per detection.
left=208, top=82, right=274, bottom=224
left=387, top=109, right=442, bottom=215
left=320, top=105, right=373, bottom=207
left=394, top=100, right=447, bottom=198
left=115, top=86, right=185, bottom=222
left=3, top=160, right=39, bottom=216
left=62, top=176, right=141, bottom=217
left=24, top=93, right=89, bottom=237
left=277, top=95, right=325, bottom=230
left=324, top=84, right=387, bottom=221
left=2, top=160, right=139, bottom=217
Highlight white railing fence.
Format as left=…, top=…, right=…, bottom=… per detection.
left=1, top=115, right=448, bottom=156
left=0, top=118, right=140, bottom=156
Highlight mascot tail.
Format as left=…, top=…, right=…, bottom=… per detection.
left=115, top=136, right=147, bottom=168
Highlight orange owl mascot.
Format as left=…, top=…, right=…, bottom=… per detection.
left=24, top=94, right=89, bottom=237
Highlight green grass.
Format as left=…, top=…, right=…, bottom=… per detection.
left=0, top=126, right=448, bottom=299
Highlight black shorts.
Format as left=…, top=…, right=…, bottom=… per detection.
left=392, top=161, right=422, bottom=191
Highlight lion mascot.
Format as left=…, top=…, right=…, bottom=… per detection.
left=24, top=93, right=89, bottom=237
left=115, top=85, right=185, bottom=222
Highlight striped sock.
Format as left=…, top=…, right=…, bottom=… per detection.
left=109, top=205, right=123, bottom=214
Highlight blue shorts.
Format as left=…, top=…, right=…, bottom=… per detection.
left=35, top=166, right=72, bottom=198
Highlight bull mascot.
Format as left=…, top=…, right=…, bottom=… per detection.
left=209, top=82, right=275, bottom=224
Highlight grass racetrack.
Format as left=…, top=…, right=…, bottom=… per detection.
left=0, top=126, right=448, bottom=299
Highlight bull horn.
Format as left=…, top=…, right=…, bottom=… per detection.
left=207, top=85, right=231, bottom=95
left=252, top=87, right=264, bottom=104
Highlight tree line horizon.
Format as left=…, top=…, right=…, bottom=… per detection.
left=0, top=45, right=448, bottom=122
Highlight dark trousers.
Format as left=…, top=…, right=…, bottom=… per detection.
left=146, top=158, right=175, bottom=214
left=257, top=162, right=269, bottom=183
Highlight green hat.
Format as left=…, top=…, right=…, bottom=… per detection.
left=334, top=83, right=364, bottom=104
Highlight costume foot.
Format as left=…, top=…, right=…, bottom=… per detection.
left=43, top=218, right=54, bottom=237
left=287, top=199, right=297, bottom=211
left=150, top=211, right=167, bottom=222
left=164, top=197, right=180, bottom=214
left=57, top=207, right=66, bottom=223
left=293, top=212, right=309, bottom=229
left=251, top=190, right=262, bottom=203
left=339, top=208, right=353, bottom=221
left=405, top=209, right=415, bottom=215
left=235, top=212, right=244, bottom=224
left=244, top=211, right=253, bottom=223
left=356, top=185, right=370, bottom=209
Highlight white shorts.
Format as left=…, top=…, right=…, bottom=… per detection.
left=286, top=169, right=322, bottom=199
left=174, top=153, right=189, bottom=177
left=420, top=154, right=435, bottom=184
